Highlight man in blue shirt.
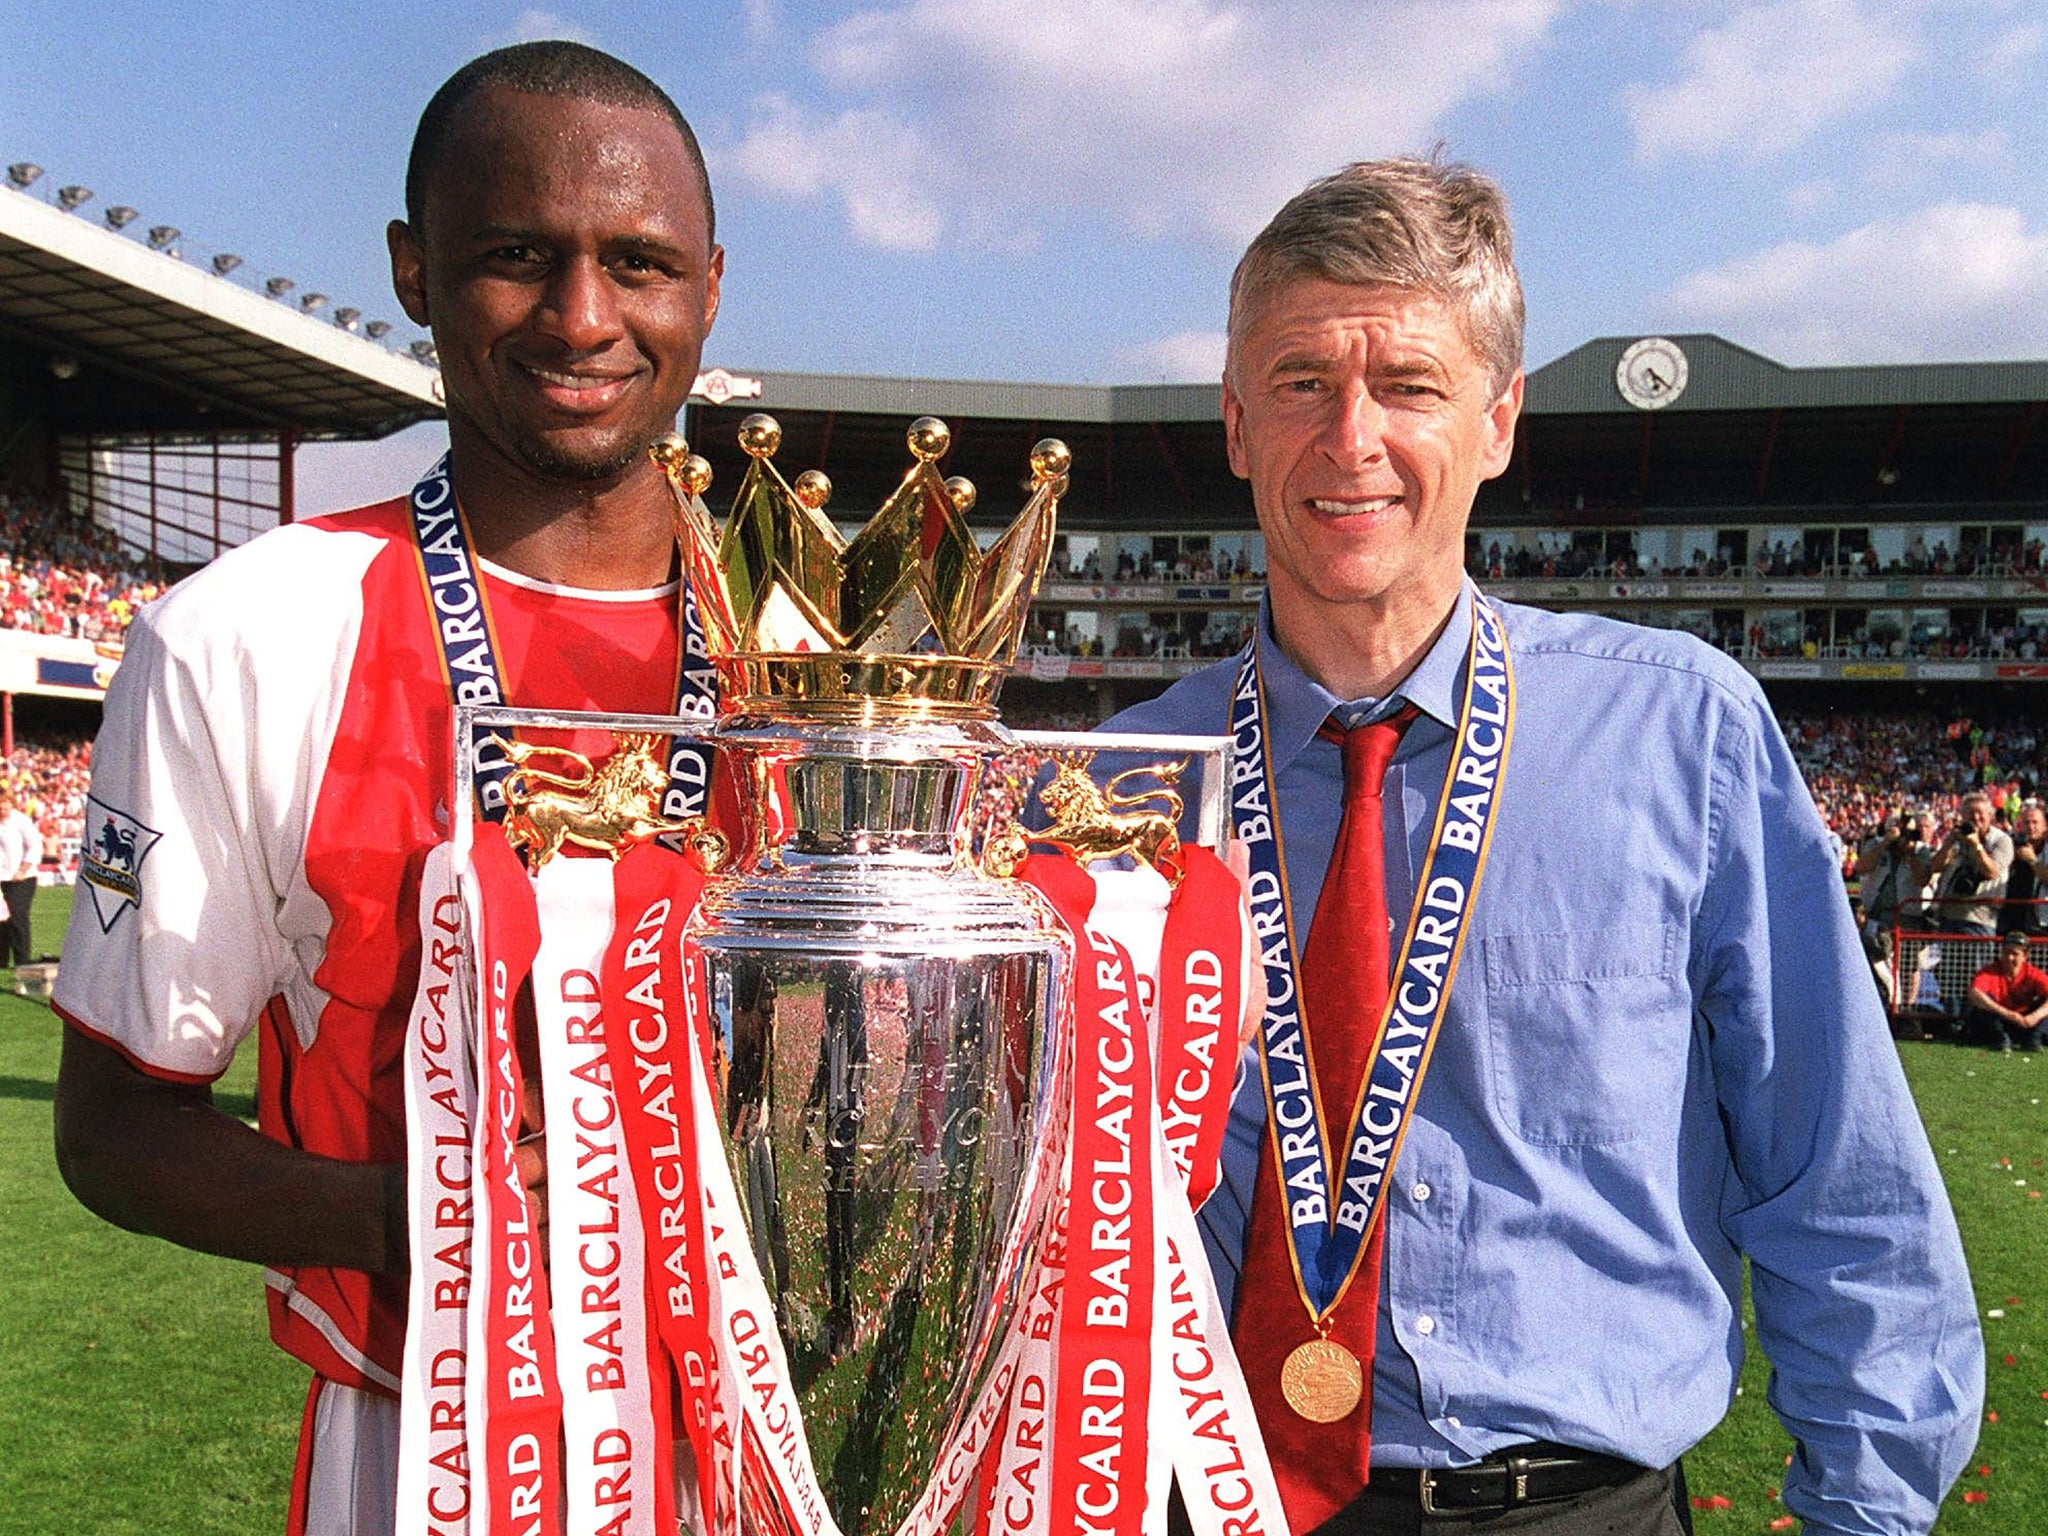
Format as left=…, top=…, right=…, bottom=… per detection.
left=1112, top=158, right=1980, bottom=1536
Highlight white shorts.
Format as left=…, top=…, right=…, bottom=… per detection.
left=294, top=1378, right=399, bottom=1536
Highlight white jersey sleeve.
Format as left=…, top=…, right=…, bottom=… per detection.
left=55, top=522, right=385, bottom=1080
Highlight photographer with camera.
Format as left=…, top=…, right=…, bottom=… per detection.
left=1855, top=808, right=1933, bottom=944
left=1998, top=800, right=2048, bottom=936
left=1928, top=790, right=2012, bottom=936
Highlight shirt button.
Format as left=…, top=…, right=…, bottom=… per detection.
left=1411, top=1181, right=1432, bottom=1202
left=1415, top=1314, right=1437, bottom=1337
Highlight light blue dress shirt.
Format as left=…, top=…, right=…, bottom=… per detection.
left=1106, top=584, right=1982, bottom=1536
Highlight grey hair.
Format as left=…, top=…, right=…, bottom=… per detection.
left=1227, top=156, right=1524, bottom=396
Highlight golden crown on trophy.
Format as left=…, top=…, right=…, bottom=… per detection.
left=651, top=414, right=1069, bottom=716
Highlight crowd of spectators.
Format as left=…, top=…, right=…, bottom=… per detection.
left=1781, top=708, right=2048, bottom=862
left=1474, top=530, right=2048, bottom=585
left=0, top=489, right=168, bottom=643
left=3, top=739, right=92, bottom=874
left=1046, top=547, right=1263, bottom=584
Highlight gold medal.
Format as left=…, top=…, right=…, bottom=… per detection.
left=1279, top=1337, right=1364, bottom=1422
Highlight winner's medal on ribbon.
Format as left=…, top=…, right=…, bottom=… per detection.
left=1232, top=591, right=1515, bottom=1420
left=1280, top=1336, right=1365, bottom=1422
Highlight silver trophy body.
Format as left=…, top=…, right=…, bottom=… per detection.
left=693, top=713, right=1065, bottom=1535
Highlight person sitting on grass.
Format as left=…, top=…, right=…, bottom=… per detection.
left=1964, top=931, right=2048, bottom=1052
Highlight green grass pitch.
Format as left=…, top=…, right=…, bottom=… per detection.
left=0, top=885, right=2036, bottom=1531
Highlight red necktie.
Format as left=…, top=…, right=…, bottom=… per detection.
left=1234, top=705, right=1417, bottom=1531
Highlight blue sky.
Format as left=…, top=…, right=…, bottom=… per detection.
left=4, top=0, right=2046, bottom=513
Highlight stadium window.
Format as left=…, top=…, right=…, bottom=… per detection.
left=1760, top=609, right=1801, bottom=654
left=1834, top=608, right=1867, bottom=655
left=1836, top=527, right=1870, bottom=574
left=1802, top=528, right=1836, bottom=573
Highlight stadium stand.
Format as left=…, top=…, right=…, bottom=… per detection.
left=3, top=736, right=90, bottom=876
left=0, top=487, right=166, bottom=640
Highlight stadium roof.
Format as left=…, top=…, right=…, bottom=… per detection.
left=701, top=340, right=2048, bottom=426
left=689, top=337, right=2048, bottom=532
left=0, top=184, right=442, bottom=440
left=1528, top=334, right=2048, bottom=414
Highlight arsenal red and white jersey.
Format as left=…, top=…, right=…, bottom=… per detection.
left=55, top=496, right=683, bottom=1392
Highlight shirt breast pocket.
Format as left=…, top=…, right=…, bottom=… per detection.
left=1477, top=925, right=1689, bottom=1148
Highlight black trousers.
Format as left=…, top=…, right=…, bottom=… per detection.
left=0, top=878, right=34, bottom=965
left=1170, top=1463, right=1694, bottom=1536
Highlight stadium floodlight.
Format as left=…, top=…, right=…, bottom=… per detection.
left=364, top=320, right=392, bottom=339
left=410, top=340, right=439, bottom=365
left=146, top=225, right=179, bottom=249
left=265, top=275, right=295, bottom=297
left=211, top=253, right=242, bottom=276
left=6, top=162, right=42, bottom=189
left=104, top=205, right=138, bottom=230
left=333, top=306, right=360, bottom=331
left=299, top=292, right=328, bottom=313
left=47, top=354, right=80, bottom=381
left=56, top=185, right=92, bottom=210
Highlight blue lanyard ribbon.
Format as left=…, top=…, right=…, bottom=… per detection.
left=407, top=455, right=717, bottom=824
left=1230, top=591, right=1514, bottom=1322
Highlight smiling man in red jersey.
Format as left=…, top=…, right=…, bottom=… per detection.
left=52, top=43, right=718, bottom=1535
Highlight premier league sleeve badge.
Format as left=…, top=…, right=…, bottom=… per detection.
left=80, top=795, right=163, bottom=932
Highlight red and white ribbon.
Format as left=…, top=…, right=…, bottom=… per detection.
left=398, top=843, right=477, bottom=1536
left=599, top=845, right=734, bottom=1536
left=532, top=859, right=669, bottom=1536
left=399, top=833, right=1275, bottom=1536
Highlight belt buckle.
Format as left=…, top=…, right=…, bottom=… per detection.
left=1418, top=1468, right=1444, bottom=1516
left=1418, top=1459, right=1530, bottom=1517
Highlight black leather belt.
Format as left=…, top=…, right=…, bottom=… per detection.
left=1369, top=1444, right=1647, bottom=1516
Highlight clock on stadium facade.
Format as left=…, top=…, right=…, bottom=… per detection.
left=1615, top=336, right=1689, bottom=410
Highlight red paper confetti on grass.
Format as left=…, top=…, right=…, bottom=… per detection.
left=1769, top=1518, right=1794, bottom=1531
left=1689, top=1495, right=1733, bottom=1511
left=1987, top=1410, right=2000, bottom=1422
left=2005, top=1354, right=2019, bottom=1366
left=2008, top=1295, right=2023, bottom=1305
left=1963, top=1490, right=1989, bottom=1504
left=1979, top=1465, right=1992, bottom=1477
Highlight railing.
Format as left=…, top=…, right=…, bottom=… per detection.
left=1875, top=898, right=2048, bottom=1029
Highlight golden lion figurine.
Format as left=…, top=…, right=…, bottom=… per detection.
left=494, top=731, right=726, bottom=870
left=1034, top=751, right=1186, bottom=884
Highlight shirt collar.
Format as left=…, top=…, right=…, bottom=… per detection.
left=1253, top=579, right=1475, bottom=765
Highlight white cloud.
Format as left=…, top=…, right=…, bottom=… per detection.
left=727, top=95, right=943, bottom=251
left=1862, top=127, right=2012, bottom=186
left=1979, top=20, right=2047, bottom=82
left=498, top=9, right=596, bottom=46
left=1623, top=0, right=1913, bottom=163
left=724, top=0, right=1564, bottom=252
left=1665, top=201, right=2048, bottom=363
left=1115, top=329, right=1228, bottom=381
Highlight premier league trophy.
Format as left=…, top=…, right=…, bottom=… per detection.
left=424, top=415, right=1250, bottom=1536
left=656, top=415, right=1076, bottom=1534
